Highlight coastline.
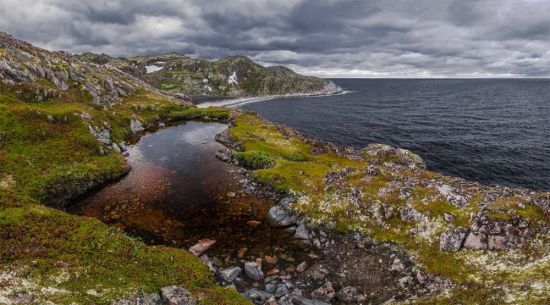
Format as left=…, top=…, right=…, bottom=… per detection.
left=196, top=82, right=346, bottom=108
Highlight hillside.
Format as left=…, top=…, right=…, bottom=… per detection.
left=78, top=52, right=340, bottom=97
left=0, top=31, right=248, bottom=304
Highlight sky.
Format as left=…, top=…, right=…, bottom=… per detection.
left=1, top=0, right=550, bottom=78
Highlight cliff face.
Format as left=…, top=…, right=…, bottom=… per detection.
left=78, top=52, right=340, bottom=97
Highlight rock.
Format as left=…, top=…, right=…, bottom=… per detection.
left=463, top=232, right=488, bottom=250
left=130, top=118, right=144, bottom=133
left=291, top=294, right=331, bottom=305
left=275, top=284, right=290, bottom=297
left=294, top=222, right=310, bottom=241
left=244, top=289, right=272, bottom=303
left=390, top=258, right=405, bottom=272
left=226, top=191, right=236, bottom=198
left=247, top=220, right=261, bottom=228
left=398, top=275, right=414, bottom=288
left=219, top=266, right=241, bottom=283
left=400, top=205, right=423, bottom=222
left=336, top=287, right=364, bottom=303
left=267, top=206, right=295, bottom=227
left=199, top=255, right=216, bottom=273
left=439, top=227, right=468, bottom=252
left=296, top=261, right=308, bottom=273
left=88, top=124, right=111, bottom=145
left=488, top=235, right=508, bottom=250
left=437, top=184, right=467, bottom=207
left=237, top=247, right=248, bottom=258
left=310, top=281, right=335, bottom=302
left=244, top=261, right=264, bottom=281
left=112, top=143, right=122, bottom=154
left=444, top=213, right=454, bottom=223
left=266, top=268, right=280, bottom=276
left=216, top=148, right=232, bottom=162
left=266, top=296, right=278, bottom=305
left=264, top=255, right=278, bottom=264
left=160, top=286, right=196, bottom=305
left=111, top=293, right=162, bottom=305
left=188, top=239, right=216, bottom=256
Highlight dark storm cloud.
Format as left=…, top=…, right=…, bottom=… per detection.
left=1, top=0, right=550, bottom=77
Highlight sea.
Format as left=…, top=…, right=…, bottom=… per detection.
left=239, top=79, right=550, bottom=191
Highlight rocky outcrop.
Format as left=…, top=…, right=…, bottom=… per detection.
left=439, top=227, right=468, bottom=252
left=0, top=32, right=189, bottom=106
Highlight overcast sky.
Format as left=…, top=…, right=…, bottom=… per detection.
left=1, top=0, right=550, bottom=78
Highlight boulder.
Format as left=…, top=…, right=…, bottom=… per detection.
left=244, top=261, right=264, bottom=281
left=219, top=266, right=241, bottom=283
left=463, top=232, right=488, bottom=250
left=294, top=222, right=310, bottom=241
left=267, top=206, right=296, bottom=227
left=439, top=227, right=468, bottom=252
left=160, top=286, right=196, bottom=305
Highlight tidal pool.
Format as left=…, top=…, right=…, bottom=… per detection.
left=68, top=121, right=313, bottom=277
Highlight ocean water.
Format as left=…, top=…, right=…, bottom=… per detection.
left=242, top=79, right=550, bottom=191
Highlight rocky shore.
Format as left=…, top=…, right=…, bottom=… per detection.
left=196, top=81, right=342, bottom=109
left=208, top=111, right=549, bottom=305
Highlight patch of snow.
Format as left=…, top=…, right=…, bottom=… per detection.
left=204, top=85, right=213, bottom=92
left=227, top=71, right=238, bottom=85
left=202, top=78, right=209, bottom=83
left=145, top=65, right=163, bottom=73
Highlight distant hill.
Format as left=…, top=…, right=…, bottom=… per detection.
left=78, top=52, right=341, bottom=97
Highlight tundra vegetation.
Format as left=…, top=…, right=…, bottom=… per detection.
left=0, top=32, right=246, bottom=305
left=226, top=111, right=549, bottom=305
left=0, top=31, right=548, bottom=305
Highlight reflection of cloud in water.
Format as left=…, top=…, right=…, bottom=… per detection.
left=126, top=144, right=145, bottom=165
left=179, top=123, right=227, bottom=145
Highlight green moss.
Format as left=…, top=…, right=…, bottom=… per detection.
left=167, top=106, right=231, bottom=120
left=0, top=204, right=251, bottom=305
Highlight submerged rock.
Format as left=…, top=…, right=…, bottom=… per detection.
left=188, top=239, right=216, bottom=256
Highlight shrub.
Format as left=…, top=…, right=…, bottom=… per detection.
left=232, top=151, right=274, bottom=169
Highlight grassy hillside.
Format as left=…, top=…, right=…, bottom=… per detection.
left=0, top=31, right=247, bottom=305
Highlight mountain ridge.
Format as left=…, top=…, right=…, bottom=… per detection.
left=77, top=51, right=341, bottom=97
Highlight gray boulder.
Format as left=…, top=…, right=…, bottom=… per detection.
left=267, top=206, right=296, bottom=227
left=439, top=227, right=468, bottom=252
left=244, top=261, right=264, bottom=281
left=219, top=266, right=241, bottom=283
left=160, top=286, right=196, bottom=305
